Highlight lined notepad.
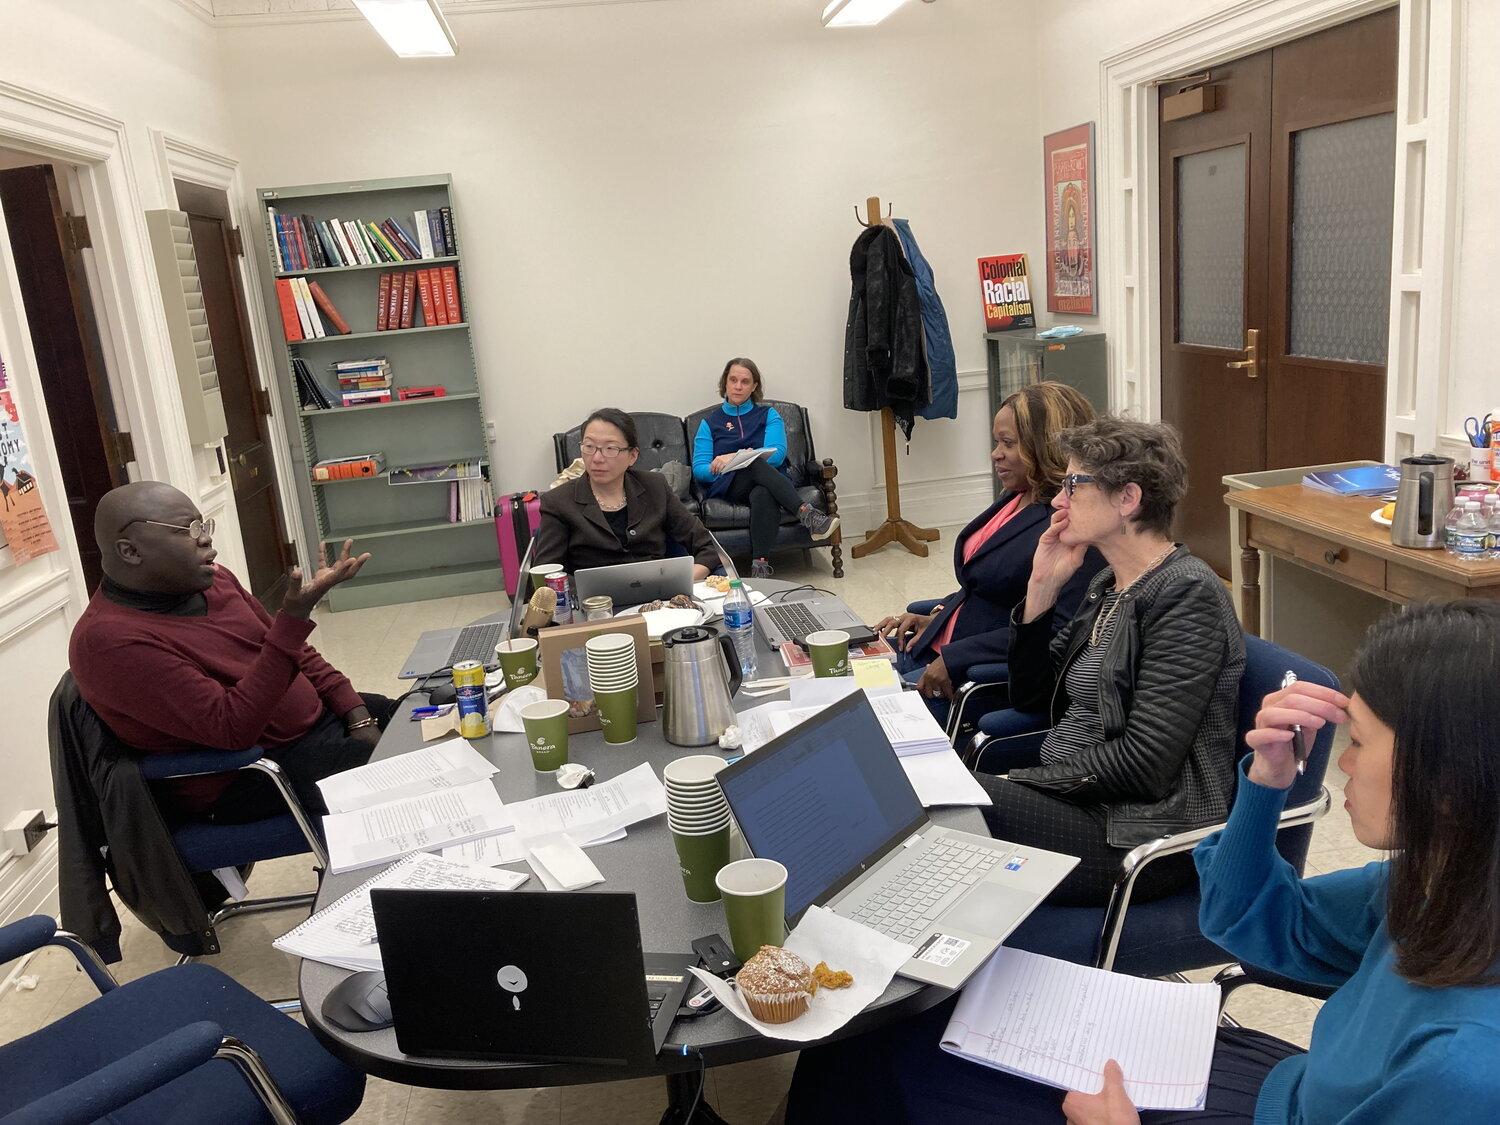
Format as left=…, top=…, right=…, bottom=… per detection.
left=940, top=947, right=1219, bottom=1110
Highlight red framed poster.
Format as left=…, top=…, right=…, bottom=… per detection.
left=1042, top=122, right=1097, bottom=315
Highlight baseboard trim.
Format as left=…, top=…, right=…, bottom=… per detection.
left=840, top=473, right=995, bottom=538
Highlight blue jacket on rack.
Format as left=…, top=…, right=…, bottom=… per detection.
left=893, top=218, right=957, bottom=422
left=691, top=400, right=789, bottom=500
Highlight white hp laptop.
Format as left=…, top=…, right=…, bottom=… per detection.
left=716, top=692, right=1078, bottom=989
left=574, top=555, right=694, bottom=609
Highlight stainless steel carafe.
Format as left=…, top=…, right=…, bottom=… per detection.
left=1390, top=454, right=1455, bottom=549
left=661, top=625, right=743, bottom=747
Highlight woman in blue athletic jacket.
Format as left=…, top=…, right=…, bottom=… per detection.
left=785, top=600, right=1500, bottom=1125
left=691, top=358, right=837, bottom=578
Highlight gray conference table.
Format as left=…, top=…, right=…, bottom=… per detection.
left=299, top=579, right=986, bottom=1114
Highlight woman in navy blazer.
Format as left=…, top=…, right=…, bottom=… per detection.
left=874, top=382, right=1103, bottom=713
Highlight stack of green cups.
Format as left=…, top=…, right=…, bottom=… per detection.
left=663, top=755, right=733, bottom=903
left=585, top=632, right=638, bottom=745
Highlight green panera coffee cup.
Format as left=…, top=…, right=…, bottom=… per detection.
left=805, top=629, right=851, bottom=678
left=530, top=563, right=564, bottom=593
left=594, top=685, right=639, bottom=745
left=671, top=823, right=732, bottom=903
left=495, top=637, right=539, bottom=689
left=715, top=858, right=788, bottom=963
left=519, top=699, right=570, bottom=772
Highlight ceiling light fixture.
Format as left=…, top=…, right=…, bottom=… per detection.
left=352, top=0, right=457, bottom=58
left=821, top=0, right=916, bottom=28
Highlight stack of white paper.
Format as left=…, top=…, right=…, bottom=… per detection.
left=273, top=851, right=528, bottom=971
left=316, top=738, right=498, bottom=813
left=322, top=778, right=514, bottom=874
left=940, top=947, right=1220, bottom=1111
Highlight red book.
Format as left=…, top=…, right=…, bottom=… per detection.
left=274, top=278, right=303, bottom=341
left=440, top=266, right=461, bottom=324
left=376, top=272, right=391, bottom=331
left=307, top=281, right=351, bottom=334
left=416, top=269, right=440, bottom=326
left=399, top=272, right=416, bottom=329
left=386, top=270, right=402, bottom=330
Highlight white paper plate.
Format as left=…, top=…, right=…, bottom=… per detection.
left=1370, top=506, right=1393, bottom=527
left=693, top=581, right=768, bottom=619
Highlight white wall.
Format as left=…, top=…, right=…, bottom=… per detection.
left=217, top=0, right=1039, bottom=529
left=0, top=0, right=247, bottom=922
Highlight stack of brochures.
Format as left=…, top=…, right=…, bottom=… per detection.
left=1300, top=464, right=1400, bottom=496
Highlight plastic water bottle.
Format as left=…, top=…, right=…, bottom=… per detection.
left=1443, top=497, right=1467, bottom=557
left=1453, top=501, right=1489, bottom=562
left=723, top=579, right=757, bottom=678
left=1486, top=495, right=1500, bottom=559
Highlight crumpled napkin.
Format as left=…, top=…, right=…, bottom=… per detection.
left=687, top=905, right=913, bottom=1041
left=491, top=684, right=548, bottom=732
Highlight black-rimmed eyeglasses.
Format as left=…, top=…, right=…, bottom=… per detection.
left=119, top=517, right=216, bottom=540
left=580, top=442, right=630, bottom=460
left=1060, top=473, right=1097, bottom=498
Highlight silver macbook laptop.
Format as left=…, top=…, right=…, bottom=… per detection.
left=716, top=692, right=1078, bottom=989
left=370, top=888, right=694, bottom=1065
left=574, top=555, right=694, bottom=609
left=754, top=594, right=877, bottom=649
left=398, top=537, right=533, bottom=678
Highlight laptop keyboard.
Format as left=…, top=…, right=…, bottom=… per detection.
left=761, top=601, right=822, bottom=642
left=846, top=838, right=1005, bottom=943
left=447, top=622, right=505, bottom=668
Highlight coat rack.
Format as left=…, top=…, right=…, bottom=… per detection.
left=850, top=196, right=940, bottom=561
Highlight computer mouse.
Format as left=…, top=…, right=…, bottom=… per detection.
left=427, top=682, right=458, bottom=706
left=321, top=970, right=394, bottom=1032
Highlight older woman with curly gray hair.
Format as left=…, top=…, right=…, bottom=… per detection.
left=978, top=416, right=1245, bottom=907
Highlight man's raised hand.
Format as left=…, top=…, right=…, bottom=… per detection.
left=282, top=539, right=371, bottom=619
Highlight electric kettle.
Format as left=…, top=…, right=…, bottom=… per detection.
left=1390, top=454, right=1455, bottom=549
left=661, top=625, right=743, bottom=747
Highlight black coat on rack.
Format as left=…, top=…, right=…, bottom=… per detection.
left=842, top=224, right=930, bottom=440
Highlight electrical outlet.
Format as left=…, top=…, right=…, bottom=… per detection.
left=4, top=810, right=52, bottom=856
left=485, top=419, right=496, bottom=444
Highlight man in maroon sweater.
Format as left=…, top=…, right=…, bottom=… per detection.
left=69, top=481, right=395, bottom=822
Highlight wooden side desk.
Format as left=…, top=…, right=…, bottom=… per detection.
left=1225, top=484, right=1500, bottom=636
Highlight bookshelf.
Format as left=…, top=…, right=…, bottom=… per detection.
left=255, top=174, right=498, bottom=611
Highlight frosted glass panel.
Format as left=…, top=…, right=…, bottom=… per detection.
left=1289, top=113, right=1395, bottom=363
left=1176, top=146, right=1246, bottom=350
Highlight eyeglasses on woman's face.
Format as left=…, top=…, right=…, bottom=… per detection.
left=580, top=442, right=629, bottom=460
left=1060, top=473, right=1097, bottom=498
left=119, top=517, right=216, bottom=541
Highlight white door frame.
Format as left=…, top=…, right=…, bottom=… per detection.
left=1098, top=0, right=1462, bottom=463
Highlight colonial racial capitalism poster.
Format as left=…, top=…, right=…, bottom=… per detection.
left=0, top=354, right=61, bottom=563
left=977, top=254, right=1035, bottom=331
left=1043, top=122, right=1097, bottom=316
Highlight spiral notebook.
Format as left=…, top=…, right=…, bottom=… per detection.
left=273, top=851, right=528, bottom=972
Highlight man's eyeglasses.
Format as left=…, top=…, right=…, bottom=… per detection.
left=1060, top=473, right=1097, bottom=498
left=580, top=442, right=630, bottom=460
left=119, top=517, right=216, bottom=540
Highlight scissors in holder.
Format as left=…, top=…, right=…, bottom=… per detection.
left=1465, top=415, right=1493, bottom=448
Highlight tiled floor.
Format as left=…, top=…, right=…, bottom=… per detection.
left=0, top=529, right=1380, bottom=1122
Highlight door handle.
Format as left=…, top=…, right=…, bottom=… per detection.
left=1225, top=328, right=1260, bottom=377
left=237, top=454, right=248, bottom=466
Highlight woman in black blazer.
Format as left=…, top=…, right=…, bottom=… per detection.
left=874, top=382, right=1103, bottom=713
left=535, top=408, right=719, bottom=579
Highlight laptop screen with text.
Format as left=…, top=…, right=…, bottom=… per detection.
left=717, top=693, right=926, bottom=919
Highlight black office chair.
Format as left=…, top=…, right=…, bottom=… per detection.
left=50, top=672, right=326, bottom=976
left=971, top=635, right=1339, bottom=976
left=899, top=597, right=1011, bottom=746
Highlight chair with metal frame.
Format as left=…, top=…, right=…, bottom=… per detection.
left=967, top=635, right=1339, bottom=976
left=0, top=914, right=364, bottom=1125
left=896, top=598, right=1012, bottom=747
left=50, top=672, right=327, bottom=979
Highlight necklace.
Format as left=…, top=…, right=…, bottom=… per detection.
left=592, top=489, right=627, bottom=512
left=1089, top=543, right=1177, bottom=647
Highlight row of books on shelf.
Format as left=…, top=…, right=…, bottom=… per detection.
left=268, top=206, right=455, bottom=273
left=450, top=476, right=494, bottom=523
left=377, top=267, right=462, bottom=331
left=312, top=452, right=386, bottom=481
left=275, top=277, right=350, bottom=341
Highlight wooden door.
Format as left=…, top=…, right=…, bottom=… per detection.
left=1159, top=9, right=1397, bottom=576
left=0, top=164, right=127, bottom=592
left=175, top=181, right=294, bottom=608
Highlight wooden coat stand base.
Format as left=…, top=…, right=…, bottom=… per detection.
left=848, top=196, right=939, bottom=561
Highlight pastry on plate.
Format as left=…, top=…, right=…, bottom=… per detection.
left=735, top=946, right=814, bottom=1024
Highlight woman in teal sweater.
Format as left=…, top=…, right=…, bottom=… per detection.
left=787, top=600, right=1500, bottom=1123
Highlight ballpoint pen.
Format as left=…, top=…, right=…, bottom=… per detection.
left=1280, top=670, right=1309, bottom=774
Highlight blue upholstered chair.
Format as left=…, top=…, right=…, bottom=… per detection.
left=969, top=635, right=1339, bottom=976
left=0, top=915, right=364, bottom=1125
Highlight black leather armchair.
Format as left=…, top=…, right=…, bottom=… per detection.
left=551, top=402, right=843, bottom=576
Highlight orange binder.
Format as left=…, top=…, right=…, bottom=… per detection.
left=274, top=278, right=303, bottom=341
